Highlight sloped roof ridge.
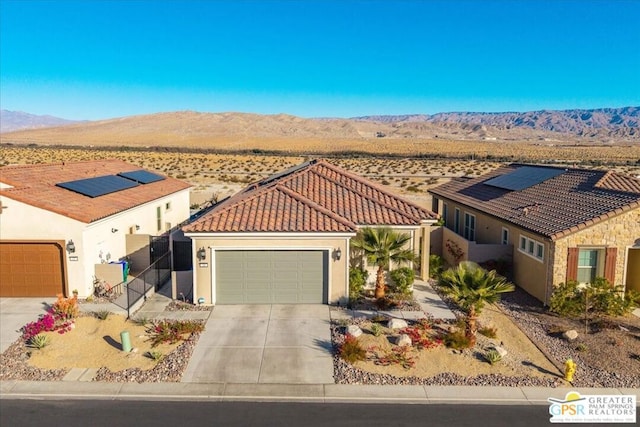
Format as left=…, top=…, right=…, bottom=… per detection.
left=190, top=179, right=357, bottom=231
left=594, top=170, right=640, bottom=194
left=275, top=184, right=357, bottom=230
left=288, top=159, right=436, bottom=221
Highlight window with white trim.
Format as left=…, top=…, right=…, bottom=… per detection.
left=518, top=235, right=544, bottom=262
left=577, top=249, right=602, bottom=284
left=463, top=212, right=476, bottom=241
left=454, top=208, right=461, bottom=234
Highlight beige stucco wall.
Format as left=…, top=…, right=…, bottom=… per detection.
left=0, top=189, right=190, bottom=297
left=187, top=234, right=352, bottom=305
left=512, top=228, right=550, bottom=303
left=551, top=208, right=640, bottom=297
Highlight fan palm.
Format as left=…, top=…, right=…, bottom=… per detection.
left=439, top=261, right=515, bottom=346
left=350, top=227, right=417, bottom=299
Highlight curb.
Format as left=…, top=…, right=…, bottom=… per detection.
left=1, top=381, right=638, bottom=406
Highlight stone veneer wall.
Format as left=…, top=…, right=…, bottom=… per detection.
left=550, top=207, right=640, bottom=293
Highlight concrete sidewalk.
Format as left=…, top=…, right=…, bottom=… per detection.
left=1, top=381, right=638, bottom=406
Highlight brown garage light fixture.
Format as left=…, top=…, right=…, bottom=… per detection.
left=333, top=247, right=342, bottom=261
left=197, top=247, right=207, bottom=261
left=66, top=240, right=76, bottom=254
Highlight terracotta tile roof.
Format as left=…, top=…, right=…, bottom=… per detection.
left=429, top=164, right=640, bottom=240
left=0, top=160, right=191, bottom=223
left=183, top=159, right=437, bottom=233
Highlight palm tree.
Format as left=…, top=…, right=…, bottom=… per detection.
left=439, top=261, right=515, bottom=346
left=350, top=227, right=417, bottom=300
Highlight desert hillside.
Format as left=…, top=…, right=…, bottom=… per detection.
left=1, top=109, right=638, bottom=157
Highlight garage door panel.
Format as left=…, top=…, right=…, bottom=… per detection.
left=0, top=242, right=66, bottom=297
left=216, top=250, right=327, bottom=304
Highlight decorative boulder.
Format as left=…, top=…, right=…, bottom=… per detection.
left=387, top=318, right=408, bottom=329
left=489, top=345, right=508, bottom=358
left=346, top=325, right=363, bottom=337
left=562, top=330, right=579, bottom=341
left=394, top=334, right=412, bottom=347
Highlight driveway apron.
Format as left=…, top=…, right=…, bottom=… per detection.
left=0, top=298, right=55, bottom=353
left=181, top=304, right=334, bottom=384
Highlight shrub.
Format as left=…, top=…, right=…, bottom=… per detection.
left=369, top=345, right=416, bottom=370
left=370, top=323, right=383, bottom=337
left=349, top=268, right=368, bottom=301
left=401, top=320, right=442, bottom=350
left=429, top=255, right=444, bottom=279
left=93, top=310, right=111, bottom=320
left=146, top=320, right=204, bottom=347
left=50, top=294, right=79, bottom=320
left=21, top=313, right=56, bottom=341
left=389, top=267, right=415, bottom=295
left=483, top=349, right=503, bottom=365
left=549, top=278, right=638, bottom=321
left=478, top=326, right=498, bottom=339
left=339, top=335, right=366, bottom=363
left=575, top=343, right=588, bottom=352
left=28, top=334, right=51, bottom=349
left=145, top=350, right=164, bottom=361
left=442, top=328, right=473, bottom=350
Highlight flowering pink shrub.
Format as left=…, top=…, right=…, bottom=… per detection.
left=21, top=313, right=56, bottom=341
left=21, top=297, right=78, bottom=341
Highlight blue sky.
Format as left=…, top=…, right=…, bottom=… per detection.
left=1, top=0, right=639, bottom=120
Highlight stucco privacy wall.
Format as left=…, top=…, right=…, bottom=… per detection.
left=0, top=191, right=190, bottom=297
left=190, top=235, right=352, bottom=304
left=550, top=208, right=640, bottom=295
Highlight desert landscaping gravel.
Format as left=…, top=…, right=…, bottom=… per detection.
left=2, top=286, right=638, bottom=387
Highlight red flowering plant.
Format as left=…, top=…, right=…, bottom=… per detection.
left=400, top=319, right=443, bottom=350
left=21, top=294, right=79, bottom=341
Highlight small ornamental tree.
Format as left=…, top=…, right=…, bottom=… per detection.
left=439, top=261, right=515, bottom=346
left=350, top=227, right=417, bottom=300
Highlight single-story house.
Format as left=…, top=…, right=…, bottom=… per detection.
left=429, top=164, right=640, bottom=304
left=183, top=159, right=438, bottom=305
left=0, top=159, right=191, bottom=298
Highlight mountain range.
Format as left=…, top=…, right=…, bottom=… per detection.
left=1, top=107, right=638, bottom=148
left=0, top=110, right=81, bottom=133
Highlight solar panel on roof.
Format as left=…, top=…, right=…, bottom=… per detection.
left=484, top=166, right=565, bottom=191
left=56, top=175, right=140, bottom=198
left=118, top=169, right=165, bottom=184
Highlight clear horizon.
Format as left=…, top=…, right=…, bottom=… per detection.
left=1, top=0, right=639, bottom=121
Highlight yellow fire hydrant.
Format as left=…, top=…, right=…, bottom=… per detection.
left=564, top=358, right=576, bottom=382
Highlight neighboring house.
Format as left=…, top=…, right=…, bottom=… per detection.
left=0, top=160, right=191, bottom=298
left=183, top=159, right=438, bottom=305
left=429, top=164, right=640, bottom=304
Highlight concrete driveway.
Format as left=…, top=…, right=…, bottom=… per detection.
left=182, top=304, right=334, bottom=384
left=0, top=297, right=55, bottom=353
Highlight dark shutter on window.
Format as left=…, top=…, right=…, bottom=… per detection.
left=566, top=248, right=578, bottom=282
left=604, top=247, right=617, bottom=284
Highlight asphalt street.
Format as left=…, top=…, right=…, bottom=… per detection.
left=1, top=400, right=630, bottom=427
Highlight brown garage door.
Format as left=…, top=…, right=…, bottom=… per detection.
left=0, top=242, right=66, bottom=297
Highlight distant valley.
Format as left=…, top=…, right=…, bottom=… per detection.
left=1, top=108, right=638, bottom=159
